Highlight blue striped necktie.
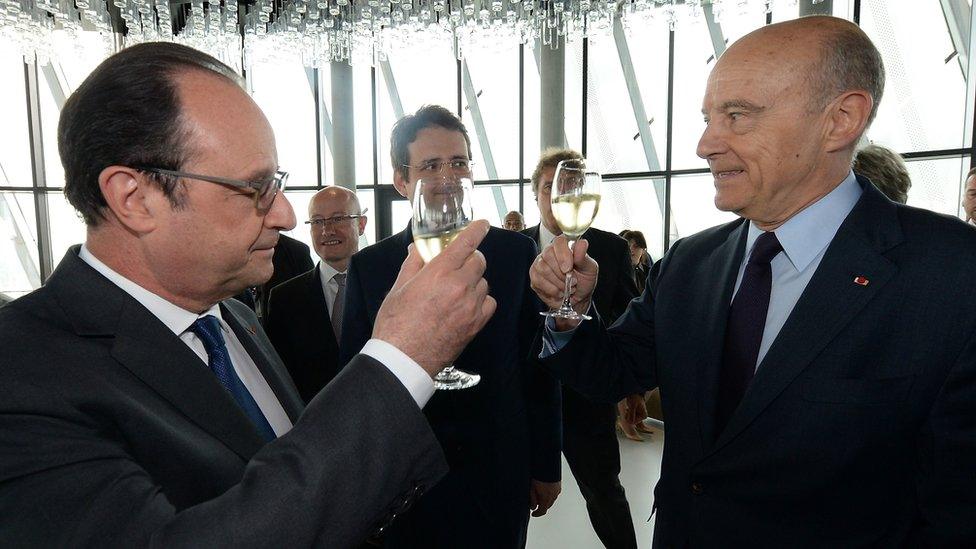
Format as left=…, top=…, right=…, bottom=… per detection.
left=189, top=315, right=276, bottom=442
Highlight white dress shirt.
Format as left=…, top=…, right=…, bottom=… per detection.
left=79, top=246, right=434, bottom=410
left=318, top=261, right=344, bottom=318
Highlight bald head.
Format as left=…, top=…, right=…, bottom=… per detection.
left=724, top=16, right=885, bottom=125
left=307, top=186, right=367, bottom=271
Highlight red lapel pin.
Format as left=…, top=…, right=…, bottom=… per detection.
left=247, top=325, right=257, bottom=335
left=853, top=276, right=869, bottom=286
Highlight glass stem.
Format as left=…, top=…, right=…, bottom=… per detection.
left=562, top=239, right=576, bottom=310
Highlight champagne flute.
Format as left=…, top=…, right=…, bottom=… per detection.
left=542, top=158, right=602, bottom=321
left=412, top=175, right=481, bottom=390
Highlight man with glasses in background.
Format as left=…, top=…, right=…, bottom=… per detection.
left=266, top=186, right=368, bottom=403
left=340, top=105, right=562, bottom=548
left=0, top=44, right=499, bottom=546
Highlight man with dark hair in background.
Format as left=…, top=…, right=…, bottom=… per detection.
left=524, top=147, right=640, bottom=549
left=531, top=16, right=976, bottom=545
left=852, top=143, right=911, bottom=204
left=0, top=43, right=498, bottom=547
left=266, top=186, right=368, bottom=403
left=340, top=105, right=562, bottom=548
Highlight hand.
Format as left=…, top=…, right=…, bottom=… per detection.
left=618, top=393, right=648, bottom=425
left=529, top=480, right=561, bottom=517
left=530, top=235, right=599, bottom=330
left=373, top=220, right=497, bottom=377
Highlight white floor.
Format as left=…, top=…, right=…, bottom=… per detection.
left=527, top=423, right=664, bottom=549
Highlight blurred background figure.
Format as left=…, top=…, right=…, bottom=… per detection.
left=619, top=230, right=651, bottom=295
left=265, top=186, right=367, bottom=403
left=852, top=144, right=911, bottom=204
left=963, top=167, right=976, bottom=224
left=503, top=210, right=526, bottom=232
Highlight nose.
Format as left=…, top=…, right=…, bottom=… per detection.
left=696, top=120, right=725, bottom=160
left=266, top=192, right=297, bottom=231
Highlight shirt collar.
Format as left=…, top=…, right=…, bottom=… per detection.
left=745, top=170, right=862, bottom=273
left=78, top=245, right=223, bottom=336
left=317, top=261, right=345, bottom=287
left=539, top=222, right=559, bottom=249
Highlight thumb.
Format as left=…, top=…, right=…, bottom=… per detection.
left=391, top=243, right=425, bottom=292
left=431, top=219, right=490, bottom=271
left=573, top=238, right=594, bottom=272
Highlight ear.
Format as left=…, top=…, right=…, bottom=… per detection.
left=393, top=169, right=410, bottom=199
left=357, top=216, right=367, bottom=236
left=824, top=90, right=873, bottom=154
left=97, top=166, right=161, bottom=234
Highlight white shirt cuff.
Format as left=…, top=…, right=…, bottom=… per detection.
left=361, top=338, right=435, bottom=408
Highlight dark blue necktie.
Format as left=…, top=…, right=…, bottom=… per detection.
left=716, top=231, right=783, bottom=436
left=190, top=315, right=276, bottom=442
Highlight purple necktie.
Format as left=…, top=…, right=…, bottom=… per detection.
left=716, top=231, right=782, bottom=436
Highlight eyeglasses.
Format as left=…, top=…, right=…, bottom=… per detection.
left=402, top=159, right=475, bottom=176
left=137, top=167, right=288, bottom=211
left=305, top=208, right=369, bottom=230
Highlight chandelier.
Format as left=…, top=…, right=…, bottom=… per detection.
left=0, top=0, right=806, bottom=68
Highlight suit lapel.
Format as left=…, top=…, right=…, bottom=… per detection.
left=113, top=300, right=268, bottom=460
left=694, top=220, right=749, bottom=448
left=306, top=265, right=337, bottom=347
left=221, top=301, right=305, bottom=423
left=709, top=184, right=902, bottom=453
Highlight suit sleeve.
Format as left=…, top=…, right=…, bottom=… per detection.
left=533, top=239, right=673, bottom=404
left=0, top=354, right=447, bottom=548
left=338, top=253, right=373, bottom=368
left=911, top=324, right=976, bottom=545
left=519, top=240, right=563, bottom=483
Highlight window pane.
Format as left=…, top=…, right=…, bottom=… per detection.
left=377, top=43, right=458, bottom=186
left=670, top=173, right=738, bottom=244
left=565, top=40, right=583, bottom=152
left=0, top=40, right=32, bottom=188
left=522, top=184, right=542, bottom=229
left=671, top=5, right=767, bottom=170
left=597, top=178, right=666, bottom=261
left=0, top=191, right=40, bottom=297
left=39, top=31, right=112, bottom=189
left=471, top=183, right=521, bottom=227
left=861, top=0, right=970, bottom=151
left=585, top=16, right=668, bottom=173
left=354, top=65, right=375, bottom=186
left=903, top=155, right=971, bottom=219
left=47, top=192, right=86, bottom=266
left=250, top=50, right=318, bottom=188
left=462, top=45, right=520, bottom=180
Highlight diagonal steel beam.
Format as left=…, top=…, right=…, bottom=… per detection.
left=461, top=60, right=508, bottom=219
left=939, top=0, right=972, bottom=81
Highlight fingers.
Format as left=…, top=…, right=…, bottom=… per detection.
left=431, top=219, right=490, bottom=270
left=390, top=243, right=424, bottom=292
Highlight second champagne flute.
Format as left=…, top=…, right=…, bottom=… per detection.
left=543, top=158, right=602, bottom=321
left=412, top=175, right=481, bottom=390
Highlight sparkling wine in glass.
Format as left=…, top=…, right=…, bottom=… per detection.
left=543, top=158, right=602, bottom=321
left=412, top=175, right=481, bottom=390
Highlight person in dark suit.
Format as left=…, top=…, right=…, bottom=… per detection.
left=266, top=186, right=367, bottom=403
left=619, top=229, right=651, bottom=296
left=235, top=233, right=313, bottom=321
left=524, top=147, right=640, bottom=549
left=530, top=16, right=976, bottom=546
left=339, top=105, right=562, bottom=548
left=0, top=43, right=499, bottom=547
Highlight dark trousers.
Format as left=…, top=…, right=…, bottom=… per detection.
left=562, top=386, right=638, bottom=549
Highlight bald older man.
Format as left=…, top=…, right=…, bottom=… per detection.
left=531, top=16, right=976, bottom=546
left=266, top=186, right=368, bottom=403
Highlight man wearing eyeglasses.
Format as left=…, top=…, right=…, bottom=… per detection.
left=266, top=186, right=368, bottom=403
left=339, top=105, right=562, bottom=548
left=0, top=44, right=498, bottom=547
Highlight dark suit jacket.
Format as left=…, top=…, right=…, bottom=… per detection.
left=237, top=234, right=314, bottom=320
left=265, top=264, right=340, bottom=403
left=0, top=248, right=447, bottom=547
left=543, top=179, right=976, bottom=547
left=339, top=226, right=561, bottom=547
left=524, top=225, right=638, bottom=433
